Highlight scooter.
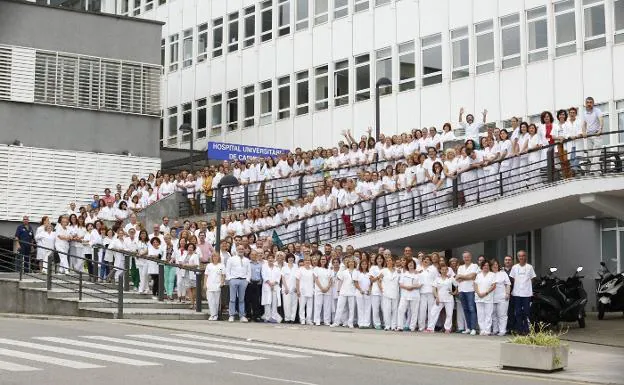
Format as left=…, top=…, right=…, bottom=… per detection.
left=596, top=261, right=624, bottom=320
left=531, top=266, right=587, bottom=328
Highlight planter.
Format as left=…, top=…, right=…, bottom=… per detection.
left=500, top=343, right=569, bottom=372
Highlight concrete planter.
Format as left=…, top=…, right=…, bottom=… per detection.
left=500, top=343, right=569, bottom=372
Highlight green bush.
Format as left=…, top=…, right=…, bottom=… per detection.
left=508, top=323, right=568, bottom=347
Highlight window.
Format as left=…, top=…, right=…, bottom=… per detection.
left=334, top=0, right=348, bottom=19
left=211, top=94, right=222, bottom=136
left=169, top=33, right=179, bottom=72
left=475, top=20, right=494, bottom=74
left=181, top=102, right=192, bottom=142
left=121, top=0, right=128, bottom=14
left=278, top=76, right=291, bottom=119
left=101, top=60, right=121, bottom=111
left=583, top=0, right=606, bottom=50
left=600, top=219, right=623, bottom=274
left=158, top=0, right=165, bottom=4
left=78, top=57, right=100, bottom=109
left=160, top=118, right=164, bottom=145
left=501, top=13, right=521, bottom=68
left=354, top=0, right=369, bottom=13
left=355, top=54, right=370, bottom=101
left=595, top=102, right=611, bottom=144
left=261, top=0, right=273, bottom=42
left=197, top=98, right=207, bottom=138
left=375, top=0, right=390, bottom=6
left=616, top=0, right=624, bottom=43
left=554, top=0, right=577, bottom=57
left=160, top=38, right=165, bottom=71
left=451, top=27, right=469, bottom=79
left=213, top=18, right=223, bottom=58
left=398, top=41, right=415, bottom=91
left=244, top=6, right=255, bottom=48
left=421, top=33, right=442, bottom=86
left=527, top=6, right=548, bottom=62
left=182, top=29, right=193, bottom=68
left=145, top=0, right=153, bottom=11
left=228, top=12, right=239, bottom=53
left=198, top=23, right=208, bottom=62
left=617, top=100, right=624, bottom=144
left=334, top=59, right=349, bottom=106
left=57, top=55, right=78, bottom=106
left=227, top=90, right=238, bottom=131
left=243, top=85, right=255, bottom=128
left=279, top=0, right=291, bottom=36
left=120, top=63, right=142, bottom=112
left=315, top=0, right=328, bottom=25
left=296, top=0, right=309, bottom=31
left=376, top=47, right=392, bottom=95
left=315, top=65, right=329, bottom=110
left=296, top=71, right=309, bottom=115
left=132, top=0, right=140, bottom=16
left=260, top=80, right=273, bottom=125
left=167, top=106, right=178, bottom=144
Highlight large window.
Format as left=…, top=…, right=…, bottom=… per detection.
left=398, top=41, right=415, bottom=91
left=296, top=71, right=309, bottom=115
left=211, top=94, right=222, bottom=136
left=244, top=6, right=255, bottom=48
left=334, top=59, right=349, bottom=106
left=260, top=80, right=273, bottom=125
left=475, top=20, right=494, bottom=74
left=355, top=54, right=370, bottom=101
left=228, top=12, right=239, bottom=53
left=421, top=33, right=442, bottom=86
left=181, top=102, right=192, bottom=141
left=334, top=0, right=348, bottom=19
left=600, top=219, right=623, bottom=274
left=451, top=27, right=469, bottom=80
left=278, top=75, right=291, bottom=119
left=243, top=85, right=255, bottom=128
left=375, top=0, right=390, bottom=6
left=527, top=6, right=548, bottom=62
left=376, top=47, right=392, bottom=95
left=197, top=23, right=208, bottom=62
left=616, top=0, right=624, bottom=43
left=296, top=0, right=309, bottom=31
left=145, top=0, right=153, bottom=12
left=213, top=18, right=223, bottom=58
left=196, top=98, right=207, bottom=138
left=279, top=0, right=291, bottom=36
left=315, top=65, right=329, bottom=110
left=354, top=0, right=369, bottom=13
left=160, top=38, right=165, bottom=70
left=261, top=0, right=273, bottom=42
left=617, top=100, right=624, bottom=144
left=500, top=13, right=521, bottom=69
left=227, top=90, right=238, bottom=131
left=167, top=106, right=178, bottom=145
left=120, top=64, right=141, bottom=113
left=169, top=33, right=179, bottom=72
left=182, top=29, right=193, bottom=68
left=554, top=0, right=577, bottom=57
left=583, top=0, right=606, bottom=50
left=315, top=0, right=329, bottom=25
left=594, top=102, right=612, bottom=144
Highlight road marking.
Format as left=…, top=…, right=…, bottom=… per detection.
left=0, top=359, right=41, bottom=372
left=82, top=336, right=264, bottom=361
left=0, top=347, right=101, bottom=369
left=232, top=371, right=319, bottom=385
left=128, top=334, right=308, bottom=359
left=0, top=338, right=159, bottom=367
left=34, top=337, right=212, bottom=364
left=173, top=334, right=351, bottom=357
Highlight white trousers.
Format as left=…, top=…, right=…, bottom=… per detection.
left=428, top=301, right=454, bottom=331
left=114, top=255, right=125, bottom=282
left=418, top=293, right=435, bottom=331
left=58, top=251, right=69, bottom=274
left=333, top=296, right=355, bottom=327
left=492, top=300, right=509, bottom=335
left=283, top=292, right=298, bottom=322
left=138, top=262, right=150, bottom=293
left=176, top=271, right=187, bottom=298
left=314, top=293, right=332, bottom=325
left=456, top=298, right=467, bottom=331
left=476, top=302, right=494, bottom=334
left=371, top=295, right=383, bottom=328
left=207, top=290, right=221, bottom=317
left=298, top=296, right=313, bottom=325
left=385, top=195, right=399, bottom=226
left=397, top=297, right=419, bottom=331
left=264, top=292, right=282, bottom=322
left=355, top=295, right=372, bottom=327
left=72, top=254, right=84, bottom=272
left=381, top=297, right=398, bottom=329
left=585, top=136, right=602, bottom=172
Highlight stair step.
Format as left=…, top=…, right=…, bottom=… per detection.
left=79, top=307, right=211, bottom=320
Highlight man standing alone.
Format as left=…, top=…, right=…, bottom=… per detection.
left=509, top=250, right=536, bottom=335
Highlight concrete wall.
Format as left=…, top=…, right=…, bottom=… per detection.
left=0, top=279, right=80, bottom=316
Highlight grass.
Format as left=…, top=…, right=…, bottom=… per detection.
left=508, top=323, right=568, bottom=347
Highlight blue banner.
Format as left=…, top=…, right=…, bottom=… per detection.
left=207, top=141, right=289, bottom=161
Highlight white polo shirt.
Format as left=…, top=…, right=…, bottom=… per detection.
left=457, top=263, right=479, bottom=293
left=510, top=263, right=536, bottom=297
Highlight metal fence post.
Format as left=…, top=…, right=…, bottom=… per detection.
left=602, top=147, right=608, bottom=174
left=298, top=175, right=304, bottom=199
left=452, top=178, right=459, bottom=208
left=546, top=147, right=555, bottom=183
left=158, top=264, right=165, bottom=302
left=46, top=254, right=53, bottom=290
left=18, top=252, right=23, bottom=280
left=371, top=198, right=377, bottom=231
left=117, top=276, right=124, bottom=319
left=244, top=185, right=249, bottom=209
left=300, top=221, right=306, bottom=243
left=92, top=246, right=99, bottom=282
left=215, top=187, right=223, bottom=251
left=499, top=173, right=504, bottom=196
left=195, top=272, right=203, bottom=313
left=123, top=254, right=130, bottom=292
left=78, top=272, right=83, bottom=301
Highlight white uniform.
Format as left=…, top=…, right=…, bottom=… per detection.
left=205, top=262, right=225, bottom=318
left=281, top=264, right=299, bottom=322
left=296, top=267, right=315, bottom=325
left=418, top=265, right=439, bottom=331
left=332, top=268, right=358, bottom=328
left=355, top=268, right=372, bottom=328
left=380, top=267, right=400, bottom=330
left=313, top=266, right=332, bottom=325
left=429, top=276, right=457, bottom=331
left=492, top=271, right=511, bottom=336
left=368, top=265, right=383, bottom=328
left=397, top=272, right=421, bottom=331
left=474, top=271, right=496, bottom=335
left=261, top=264, right=282, bottom=322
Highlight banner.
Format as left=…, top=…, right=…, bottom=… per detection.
left=207, top=141, right=289, bottom=161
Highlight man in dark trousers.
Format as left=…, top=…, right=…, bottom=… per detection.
left=245, top=249, right=264, bottom=322
left=14, top=216, right=34, bottom=273
left=503, top=255, right=515, bottom=334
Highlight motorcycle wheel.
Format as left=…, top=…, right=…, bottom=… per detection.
left=578, top=317, right=586, bottom=328
left=598, top=303, right=605, bottom=320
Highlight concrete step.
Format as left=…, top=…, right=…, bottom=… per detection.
left=29, top=287, right=146, bottom=300
left=77, top=298, right=209, bottom=309
left=19, top=280, right=120, bottom=291
left=79, top=307, right=211, bottom=320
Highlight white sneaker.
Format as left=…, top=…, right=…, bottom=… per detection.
left=498, top=332, right=506, bottom=336
left=348, top=325, right=354, bottom=329
left=240, top=317, right=248, bottom=323
left=228, top=316, right=234, bottom=322
left=300, top=321, right=306, bottom=325
left=330, top=324, right=337, bottom=328
left=315, top=322, right=321, bottom=326
left=461, top=330, right=470, bottom=334
left=470, top=329, right=477, bottom=336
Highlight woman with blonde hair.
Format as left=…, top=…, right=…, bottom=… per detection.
left=379, top=254, right=399, bottom=331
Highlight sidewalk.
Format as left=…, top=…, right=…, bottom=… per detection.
left=124, top=320, right=624, bottom=385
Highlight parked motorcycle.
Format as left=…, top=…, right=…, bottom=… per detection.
left=596, top=261, right=624, bottom=320
left=531, top=266, right=587, bottom=328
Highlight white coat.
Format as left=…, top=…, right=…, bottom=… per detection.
left=261, top=264, right=282, bottom=306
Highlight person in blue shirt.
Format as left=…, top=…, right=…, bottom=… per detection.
left=245, top=249, right=264, bottom=322
left=14, top=216, right=34, bottom=273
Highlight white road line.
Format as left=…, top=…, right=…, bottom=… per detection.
left=173, top=334, right=352, bottom=357
left=0, top=338, right=158, bottom=367
left=0, top=347, right=102, bottom=369
left=33, top=337, right=213, bottom=364
left=0, top=359, right=41, bottom=372
left=127, top=335, right=308, bottom=359
left=232, top=371, right=319, bottom=385
left=82, top=336, right=264, bottom=361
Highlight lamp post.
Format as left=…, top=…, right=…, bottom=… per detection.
left=214, top=175, right=240, bottom=251
left=179, top=123, right=194, bottom=173
left=375, top=77, right=392, bottom=142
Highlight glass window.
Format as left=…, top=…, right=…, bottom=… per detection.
left=354, top=0, right=369, bottom=13
left=617, top=100, right=624, bottom=144
left=296, top=71, right=309, bottom=115
left=592, top=102, right=611, bottom=144
left=160, top=117, right=164, bottom=144
left=500, top=13, right=521, bottom=68
left=279, top=0, right=291, bottom=36
left=398, top=41, right=415, bottom=91
left=278, top=76, right=291, bottom=119
left=334, top=59, right=349, bottom=106
left=169, top=34, right=179, bottom=72
left=583, top=0, right=606, bottom=50
left=616, top=0, right=624, bottom=44
left=315, top=65, right=329, bottom=110
left=160, top=38, right=165, bottom=71
left=168, top=106, right=178, bottom=144
left=334, top=0, right=348, bottom=19
left=213, top=18, right=223, bottom=58
left=261, top=0, right=273, bottom=42
left=228, top=12, right=239, bottom=53
left=181, top=102, right=192, bottom=141
left=244, top=6, right=255, bottom=48
left=554, top=0, right=577, bottom=57
left=182, top=29, right=193, bottom=68
left=355, top=54, right=370, bottom=101
left=211, top=94, right=222, bottom=136
left=260, top=80, right=273, bottom=125
left=145, top=0, right=153, bottom=12
left=197, top=98, right=207, bottom=138
left=451, top=27, right=469, bottom=79
left=527, top=6, right=548, bottom=62
left=376, top=47, right=392, bottom=95
left=296, top=0, right=309, bottom=31
left=243, top=85, right=255, bottom=128
left=198, top=23, right=208, bottom=62
left=226, top=90, right=238, bottom=131
left=375, top=0, right=390, bottom=6
left=421, top=33, right=442, bottom=86
left=121, top=0, right=129, bottom=14
left=475, top=20, right=494, bottom=74
left=315, top=0, right=328, bottom=25
left=132, top=0, right=140, bottom=16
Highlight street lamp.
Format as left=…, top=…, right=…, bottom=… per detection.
left=214, top=175, right=240, bottom=251
left=178, top=123, right=194, bottom=173
left=375, top=77, right=392, bottom=142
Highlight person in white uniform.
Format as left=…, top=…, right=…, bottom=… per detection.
left=261, top=254, right=282, bottom=323
left=296, top=256, right=315, bottom=325
left=36, top=223, right=56, bottom=273
left=510, top=250, right=536, bottom=335
left=397, top=259, right=422, bottom=332
left=459, top=107, right=488, bottom=142
left=418, top=255, right=439, bottom=331
left=313, top=255, right=332, bottom=326
left=369, top=254, right=385, bottom=329
left=474, top=260, right=497, bottom=335
left=355, top=257, right=372, bottom=328
left=429, top=265, right=457, bottom=333
left=581, top=96, right=604, bottom=173
left=490, top=259, right=512, bottom=336
left=204, top=252, right=225, bottom=320
left=281, top=253, right=299, bottom=324
left=331, top=258, right=359, bottom=328
left=379, top=256, right=400, bottom=331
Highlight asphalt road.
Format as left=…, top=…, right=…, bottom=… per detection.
left=0, top=317, right=585, bottom=385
